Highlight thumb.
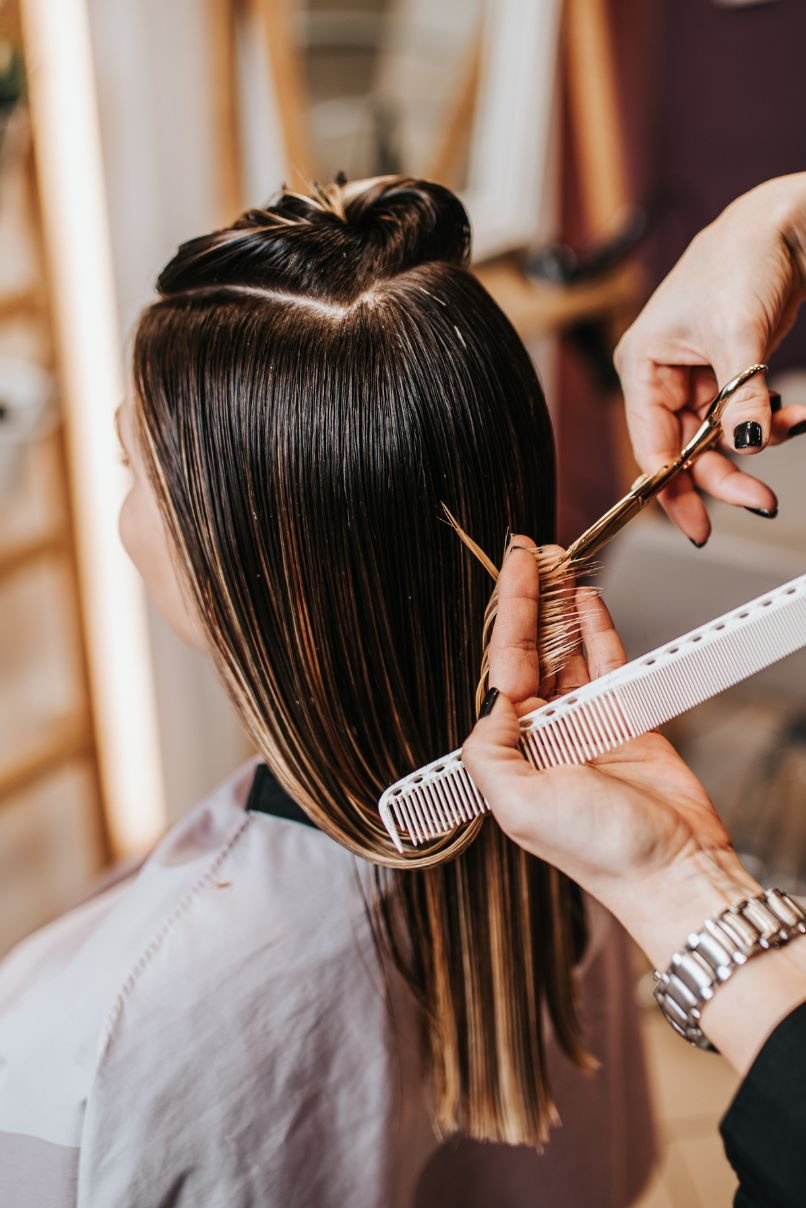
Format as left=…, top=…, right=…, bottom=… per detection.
left=462, top=690, right=541, bottom=815
left=711, top=338, right=772, bottom=455
left=463, top=691, right=565, bottom=863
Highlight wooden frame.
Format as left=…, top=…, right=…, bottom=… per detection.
left=15, top=0, right=166, bottom=856
left=461, top=0, right=564, bottom=261
left=210, top=0, right=316, bottom=221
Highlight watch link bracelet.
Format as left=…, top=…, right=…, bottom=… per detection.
left=653, top=888, right=806, bottom=1050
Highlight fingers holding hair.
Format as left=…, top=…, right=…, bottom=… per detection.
left=483, top=538, right=629, bottom=708
left=577, top=587, right=628, bottom=680
left=464, top=535, right=545, bottom=806
left=486, top=536, right=544, bottom=709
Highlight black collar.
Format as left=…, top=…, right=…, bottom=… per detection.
left=246, top=764, right=586, bottom=959
left=246, top=763, right=317, bottom=829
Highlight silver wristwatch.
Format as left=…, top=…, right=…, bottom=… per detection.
left=653, top=888, right=806, bottom=1050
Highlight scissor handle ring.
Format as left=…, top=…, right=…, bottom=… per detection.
left=706, top=362, right=768, bottom=425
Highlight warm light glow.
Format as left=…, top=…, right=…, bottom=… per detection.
left=20, top=0, right=166, bottom=853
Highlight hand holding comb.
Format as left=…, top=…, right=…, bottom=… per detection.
left=380, top=571, right=806, bottom=853
left=382, top=364, right=797, bottom=854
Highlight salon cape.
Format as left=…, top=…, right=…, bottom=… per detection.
left=0, top=760, right=655, bottom=1208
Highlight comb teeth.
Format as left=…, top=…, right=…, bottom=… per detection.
left=379, top=573, right=806, bottom=853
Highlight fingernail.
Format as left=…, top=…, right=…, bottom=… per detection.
left=745, top=506, right=778, bottom=519
left=689, top=537, right=708, bottom=549
left=479, top=687, right=500, bottom=718
left=734, top=421, right=763, bottom=449
left=788, top=420, right=806, bottom=438
left=769, top=390, right=782, bottom=414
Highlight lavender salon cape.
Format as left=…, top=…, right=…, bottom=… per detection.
left=0, top=761, right=655, bottom=1207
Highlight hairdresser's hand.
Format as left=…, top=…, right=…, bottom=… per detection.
left=615, top=174, right=806, bottom=546
left=464, top=539, right=806, bottom=1074
left=462, top=540, right=760, bottom=972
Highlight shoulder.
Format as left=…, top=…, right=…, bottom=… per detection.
left=78, top=771, right=422, bottom=1206
left=102, top=762, right=378, bottom=1033
left=91, top=761, right=383, bottom=1079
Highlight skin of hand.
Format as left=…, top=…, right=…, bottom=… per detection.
left=614, top=173, right=806, bottom=546
left=463, top=539, right=806, bottom=1071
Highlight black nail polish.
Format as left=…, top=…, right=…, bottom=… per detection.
left=479, top=687, right=500, bottom=718
left=769, top=391, right=782, bottom=414
left=734, top=421, right=763, bottom=449
left=689, top=538, right=707, bottom=549
left=745, top=506, right=778, bottom=519
left=788, top=420, right=806, bottom=438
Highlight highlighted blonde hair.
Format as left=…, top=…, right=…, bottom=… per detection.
left=133, top=176, right=590, bottom=1144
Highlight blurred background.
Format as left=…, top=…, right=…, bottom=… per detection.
left=0, top=0, right=804, bottom=1202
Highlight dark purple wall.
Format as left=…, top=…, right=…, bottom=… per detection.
left=555, top=0, right=806, bottom=542
left=648, top=0, right=806, bottom=369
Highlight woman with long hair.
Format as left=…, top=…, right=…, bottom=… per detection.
left=0, top=177, right=654, bottom=1206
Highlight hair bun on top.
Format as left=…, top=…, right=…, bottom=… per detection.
left=156, top=176, right=472, bottom=301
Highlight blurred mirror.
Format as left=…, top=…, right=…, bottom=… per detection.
left=299, top=0, right=483, bottom=185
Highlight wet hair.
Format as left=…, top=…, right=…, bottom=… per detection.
left=132, top=176, right=589, bottom=1144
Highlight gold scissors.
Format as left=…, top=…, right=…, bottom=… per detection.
left=555, top=363, right=773, bottom=571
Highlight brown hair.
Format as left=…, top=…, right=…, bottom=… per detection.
left=132, top=177, right=589, bottom=1144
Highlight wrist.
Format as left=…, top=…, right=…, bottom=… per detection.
left=600, top=847, right=761, bottom=971
left=611, top=854, right=806, bottom=1074
left=759, top=172, right=806, bottom=293
left=712, top=173, right=806, bottom=297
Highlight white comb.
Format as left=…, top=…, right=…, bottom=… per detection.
left=379, top=572, right=806, bottom=853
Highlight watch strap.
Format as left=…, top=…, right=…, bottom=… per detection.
left=653, top=888, right=806, bottom=1050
